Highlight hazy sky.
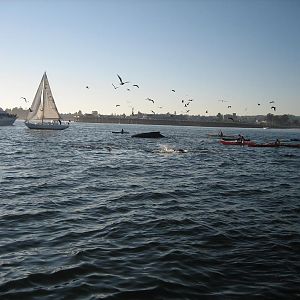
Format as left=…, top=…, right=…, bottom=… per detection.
left=1, top=0, right=299, bottom=116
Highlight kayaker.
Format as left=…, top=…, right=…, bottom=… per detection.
left=237, top=134, right=245, bottom=142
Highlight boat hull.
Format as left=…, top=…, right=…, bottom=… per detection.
left=25, top=122, right=69, bottom=130
left=248, top=143, right=300, bottom=148
left=248, top=144, right=279, bottom=148
left=220, top=140, right=255, bottom=146
left=207, top=134, right=237, bottom=139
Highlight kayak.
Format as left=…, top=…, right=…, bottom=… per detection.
left=248, top=143, right=300, bottom=148
left=248, top=143, right=279, bottom=148
left=112, top=131, right=129, bottom=134
left=207, top=134, right=237, bottom=139
left=281, top=144, right=300, bottom=148
left=220, top=140, right=255, bottom=146
left=221, top=137, right=250, bottom=141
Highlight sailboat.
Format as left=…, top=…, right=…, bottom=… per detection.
left=25, top=72, right=69, bottom=130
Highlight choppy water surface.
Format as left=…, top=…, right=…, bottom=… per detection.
left=1, top=121, right=300, bottom=299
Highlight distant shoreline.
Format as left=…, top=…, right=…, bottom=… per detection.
left=75, top=117, right=300, bottom=129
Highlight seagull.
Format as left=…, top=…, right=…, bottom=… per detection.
left=228, top=105, right=232, bottom=108
left=228, top=117, right=234, bottom=121
left=151, top=110, right=156, bottom=114
left=133, top=84, right=139, bottom=88
left=146, top=98, right=154, bottom=103
left=20, top=97, right=28, bottom=102
left=117, top=74, right=129, bottom=85
left=171, top=89, right=175, bottom=92
left=112, top=83, right=119, bottom=89
left=271, top=106, right=276, bottom=111
left=116, top=104, right=120, bottom=107
left=186, top=110, right=190, bottom=113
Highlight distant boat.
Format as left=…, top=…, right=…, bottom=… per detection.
left=0, top=108, right=17, bottom=126
left=220, top=139, right=255, bottom=146
left=25, top=73, right=69, bottom=130
left=112, top=130, right=129, bottom=134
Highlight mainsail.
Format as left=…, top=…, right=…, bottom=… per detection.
left=26, top=73, right=61, bottom=122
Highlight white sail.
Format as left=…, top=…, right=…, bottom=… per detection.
left=26, top=74, right=44, bottom=121
left=42, top=73, right=61, bottom=120
left=25, top=72, right=69, bottom=130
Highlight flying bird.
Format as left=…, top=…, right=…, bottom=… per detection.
left=205, top=110, right=208, bottom=114
left=271, top=106, right=276, bottom=111
left=112, top=83, right=119, bottom=90
left=127, top=88, right=131, bottom=91
left=117, top=74, right=129, bottom=85
left=151, top=110, right=156, bottom=114
left=146, top=98, right=154, bottom=103
left=228, top=105, right=232, bottom=108
left=258, top=103, right=261, bottom=106
left=269, top=101, right=275, bottom=103
left=116, top=104, right=120, bottom=107
left=133, top=84, right=139, bottom=88
left=171, top=89, right=175, bottom=92
left=86, top=86, right=89, bottom=89
left=20, top=97, right=28, bottom=102
left=186, top=110, right=190, bottom=113
left=218, top=99, right=228, bottom=102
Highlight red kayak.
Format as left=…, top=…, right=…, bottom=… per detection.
left=220, top=139, right=255, bottom=146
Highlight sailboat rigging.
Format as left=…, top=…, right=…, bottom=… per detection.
left=25, top=72, right=69, bottom=130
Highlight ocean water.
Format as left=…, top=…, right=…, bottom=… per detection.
left=1, top=121, right=300, bottom=299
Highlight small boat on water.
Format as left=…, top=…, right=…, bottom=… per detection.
left=0, top=108, right=17, bottom=126
left=112, top=129, right=129, bottom=134
left=132, top=131, right=165, bottom=138
left=207, top=133, right=237, bottom=139
left=25, top=72, right=69, bottom=130
left=248, top=143, right=280, bottom=148
left=248, top=143, right=300, bottom=148
left=220, top=139, right=255, bottom=146
left=221, top=136, right=250, bottom=141
left=281, top=144, right=300, bottom=148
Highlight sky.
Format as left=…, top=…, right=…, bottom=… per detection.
left=0, top=0, right=299, bottom=116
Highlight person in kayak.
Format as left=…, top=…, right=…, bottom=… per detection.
left=237, top=134, right=245, bottom=143
left=275, top=139, right=280, bottom=146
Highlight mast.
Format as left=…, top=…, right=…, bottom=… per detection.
left=41, top=72, right=46, bottom=124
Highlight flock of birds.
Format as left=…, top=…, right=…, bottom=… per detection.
left=109, top=74, right=278, bottom=119
left=20, top=74, right=278, bottom=120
